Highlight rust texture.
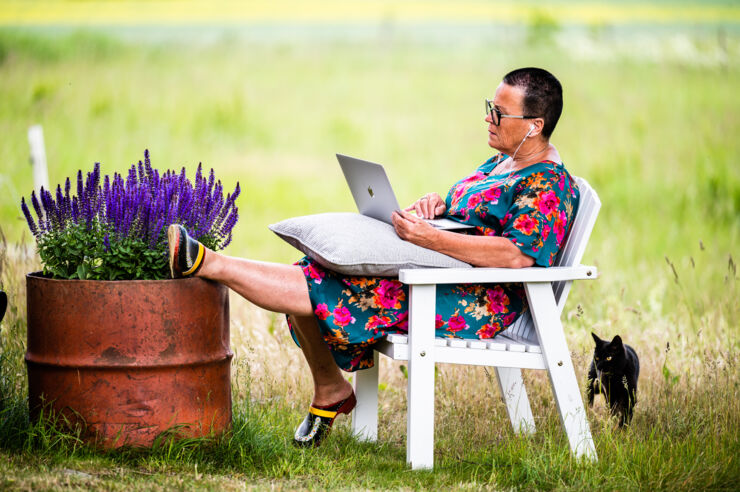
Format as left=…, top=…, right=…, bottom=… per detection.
left=26, top=273, right=232, bottom=448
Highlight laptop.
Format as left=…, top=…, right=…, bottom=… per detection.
left=336, top=154, right=473, bottom=230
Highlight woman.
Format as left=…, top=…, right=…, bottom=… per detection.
left=168, top=67, right=579, bottom=447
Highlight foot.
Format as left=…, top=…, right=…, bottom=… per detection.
left=167, top=224, right=206, bottom=278
left=293, top=390, right=357, bottom=448
left=311, top=380, right=354, bottom=408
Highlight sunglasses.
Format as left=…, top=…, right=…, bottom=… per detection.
left=485, top=99, right=537, bottom=126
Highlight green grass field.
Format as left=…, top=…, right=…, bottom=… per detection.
left=0, top=6, right=739, bottom=490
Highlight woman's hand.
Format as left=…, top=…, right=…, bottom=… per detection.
left=405, top=193, right=446, bottom=219
left=392, top=210, right=440, bottom=249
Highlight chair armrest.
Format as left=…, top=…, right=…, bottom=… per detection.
left=398, top=265, right=597, bottom=285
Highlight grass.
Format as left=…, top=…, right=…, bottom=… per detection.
left=0, top=13, right=739, bottom=491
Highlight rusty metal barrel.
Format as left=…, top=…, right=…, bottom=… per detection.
left=25, top=273, right=232, bottom=447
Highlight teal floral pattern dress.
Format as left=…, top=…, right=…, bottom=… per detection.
left=288, top=154, right=579, bottom=371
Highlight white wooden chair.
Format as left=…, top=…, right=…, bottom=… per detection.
left=351, top=176, right=601, bottom=469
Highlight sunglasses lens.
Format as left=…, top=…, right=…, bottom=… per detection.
left=486, top=100, right=498, bottom=125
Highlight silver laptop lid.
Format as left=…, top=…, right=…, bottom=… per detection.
left=337, top=154, right=400, bottom=225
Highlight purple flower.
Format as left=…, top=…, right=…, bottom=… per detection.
left=21, top=197, right=38, bottom=236
left=21, top=150, right=240, bottom=266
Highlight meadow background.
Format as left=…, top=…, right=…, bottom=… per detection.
left=0, top=0, right=738, bottom=490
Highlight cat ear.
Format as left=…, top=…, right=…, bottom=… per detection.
left=611, top=335, right=623, bottom=347
left=591, top=332, right=602, bottom=344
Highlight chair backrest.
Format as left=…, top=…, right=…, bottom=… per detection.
left=501, top=176, right=601, bottom=344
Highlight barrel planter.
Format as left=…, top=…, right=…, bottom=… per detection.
left=25, top=273, right=232, bottom=448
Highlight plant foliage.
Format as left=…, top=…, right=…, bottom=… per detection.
left=20, top=150, right=240, bottom=280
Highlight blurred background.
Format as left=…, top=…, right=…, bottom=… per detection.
left=0, top=3, right=738, bottom=486
left=0, top=0, right=738, bottom=369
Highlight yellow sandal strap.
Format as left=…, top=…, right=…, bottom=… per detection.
left=309, top=406, right=338, bottom=419
left=183, top=243, right=205, bottom=276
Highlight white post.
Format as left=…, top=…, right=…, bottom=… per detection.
left=525, top=282, right=597, bottom=460
left=352, top=351, right=379, bottom=441
left=28, top=125, right=49, bottom=193
left=406, top=284, right=436, bottom=470
left=495, top=367, right=536, bottom=434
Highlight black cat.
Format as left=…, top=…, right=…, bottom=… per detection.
left=0, top=290, right=6, bottom=324
left=587, top=333, right=640, bottom=426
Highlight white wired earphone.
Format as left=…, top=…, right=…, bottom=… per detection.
left=493, top=123, right=535, bottom=176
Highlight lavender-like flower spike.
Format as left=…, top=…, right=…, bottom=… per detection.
left=21, top=150, right=240, bottom=280
left=91, top=162, right=101, bottom=200
left=222, top=209, right=239, bottom=239
left=137, top=160, right=145, bottom=184
left=39, top=187, right=55, bottom=232
left=76, top=170, right=84, bottom=202
left=30, top=190, right=45, bottom=233
left=21, top=197, right=39, bottom=236
left=55, top=184, right=65, bottom=227
left=71, top=196, right=79, bottom=224
left=64, top=177, right=72, bottom=221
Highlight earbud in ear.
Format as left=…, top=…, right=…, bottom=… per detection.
left=529, top=124, right=535, bottom=131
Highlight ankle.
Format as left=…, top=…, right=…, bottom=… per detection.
left=312, top=379, right=353, bottom=407
left=196, top=249, right=218, bottom=278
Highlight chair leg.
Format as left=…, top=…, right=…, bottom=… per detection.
left=495, top=367, right=535, bottom=435
left=406, top=284, right=436, bottom=470
left=525, top=282, right=598, bottom=461
left=352, top=351, right=379, bottom=441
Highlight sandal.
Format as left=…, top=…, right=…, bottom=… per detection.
left=167, top=224, right=206, bottom=278
left=294, top=391, right=357, bottom=447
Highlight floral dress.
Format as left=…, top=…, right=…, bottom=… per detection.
left=288, top=154, right=580, bottom=372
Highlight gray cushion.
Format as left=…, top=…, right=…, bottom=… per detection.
left=269, top=212, right=471, bottom=276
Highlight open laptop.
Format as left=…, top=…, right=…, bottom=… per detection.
left=336, top=154, right=473, bottom=230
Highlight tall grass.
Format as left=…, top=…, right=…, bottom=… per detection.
left=0, top=24, right=738, bottom=490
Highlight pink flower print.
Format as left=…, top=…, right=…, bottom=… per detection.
left=513, top=214, right=539, bottom=236
left=374, top=279, right=406, bottom=309
left=366, top=315, right=392, bottom=333
left=558, top=173, right=566, bottom=191
left=435, top=314, right=445, bottom=329
left=350, top=353, right=365, bottom=369
left=482, top=187, right=502, bottom=204
left=332, top=306, right=356, bottom=327
left=395, top=311, right=409, bottom=332
left=314, top=303, right=330, bottom=320
left=500, top=213, right=512, bottom=227
left=486, top=286, right=510, bottom=314
left=461, top=171, right=486, bottom=184
left=541, top=224, right=551, bottom=241
left=451, top=184, right=468, bottom=204
left=303, top=263, right=325, bottom=284
left=503, top=312, right=517, bottom=325
left=476, top=322, right=500, bottom=339
left=554, top=210, right=567, bottom=244
left=447, top=315, right=468, bottom=333
left=466, top=193, right=482, bottom=209
left=534, top=190, right=560, bottom=218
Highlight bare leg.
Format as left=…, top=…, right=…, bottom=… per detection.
left=196, top=248, right=352, bottom=405
left=196, top=249, right=313, bottom=317
left=289, top=315, right=353, bottom=406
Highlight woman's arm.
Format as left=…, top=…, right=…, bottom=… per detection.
left=391, top=210, right=535, bottom=268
